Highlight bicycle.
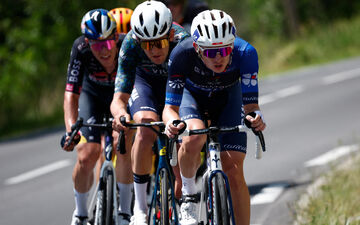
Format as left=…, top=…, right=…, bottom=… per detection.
left=120, top=117, right=185, bottom=225
left=67, top=115, right=126, bottom=225
left=178, top=114, right=266, bottom=225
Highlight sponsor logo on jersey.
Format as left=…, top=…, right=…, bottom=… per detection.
left=66, top=84, right=74, bottom=92
left=242, top=73, right=258, bottom=87
left=168, top=79, right=185, bottom=89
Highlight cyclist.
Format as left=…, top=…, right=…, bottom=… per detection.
left=161, top=0, right=209, bottom=32
left=61, top=8, right=134, bottom=225
left=110, top=1, right=190, bottom=224
left=162, top=10, right=266, bottom=225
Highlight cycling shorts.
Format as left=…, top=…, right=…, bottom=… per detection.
left=179, top=82, right=247, bottom=153
left=128, top=75, right=167, bottom=117
left=78, top=82, right=113, bottom=144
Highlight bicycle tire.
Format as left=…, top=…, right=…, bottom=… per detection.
left=211, top=173, right=230, bottom=225
left=105, top=171, right=114, bottom=225
left=95, top=182, right=106, bottom=225
left=160, top=168, right=170, bottom=225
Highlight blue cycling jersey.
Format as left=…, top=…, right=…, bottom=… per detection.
left=114, top=23, right=190, bottom=94
left=165, top=37, right=259, bottom=106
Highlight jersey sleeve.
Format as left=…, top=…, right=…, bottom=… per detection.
left=66, top=38, right=85, bottom=94
left=240, top=44, right=259, bottom=105
left=165, top=45, right=188, bottom=106
left=115, top=32, right=140, bottom=94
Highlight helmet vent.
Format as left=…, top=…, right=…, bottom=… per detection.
left=153, top=26, right=158, bottom=36
left=222, top=22, right=227, bottom=37
left=143, top=27, right=150, bottom=37
left=139, top=13, right=144, bottom=26
left=204, top=25, right=210, bottom=39
left=135, top=27, right=144, bottom=37
left=213, top=24, right=218, bottom=38
left=197, top=25, right=203, bottom=36
left=155, top=11, right=160, bottom=24
left=210, top=12, right=216, bottom=21
left=220, top=11, right=224, bottom=18
left=159, top=23, right=168, bottom=35
left=228, top=22, right=232, bottom=34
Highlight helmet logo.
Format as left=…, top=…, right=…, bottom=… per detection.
left=192, top=30, right=200, bottom=42
left=91, top=11, right=99, bottom=21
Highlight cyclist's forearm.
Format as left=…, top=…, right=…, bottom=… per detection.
left=63, top=91, right=79, bottom=132
left=243, top=103, right=261, bottom=115
left=162, top=104, right=180, bottom=124
left=110, top=92, right=130, bottom=118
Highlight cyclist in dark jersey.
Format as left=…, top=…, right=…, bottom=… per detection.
left=163, top=10, right=266, bottom=225
left=61, top=8, right=134, bottom=225
left=110, top=1, right=189, bottom=224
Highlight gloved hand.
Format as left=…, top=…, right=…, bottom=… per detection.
left=60, top=131, right=81, bottom=151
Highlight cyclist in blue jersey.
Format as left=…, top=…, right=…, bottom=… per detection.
left=110, top=1, right=190, bottom=224
left=61, top=8, right=134, bottom=225
left=162, top=10, right=266, bottom=225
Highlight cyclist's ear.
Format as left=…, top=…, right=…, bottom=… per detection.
left=169, top=28, right=175, bottom=42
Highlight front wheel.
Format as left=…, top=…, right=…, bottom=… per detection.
left=160, top=168, right=170, bottom=225
left=95, top=170, right=114, bottom=225
left=211, top=173, right=230, bottom=225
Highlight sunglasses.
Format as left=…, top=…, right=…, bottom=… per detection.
left=89, top=39, right=116, bottom=51
left=140, top=38, right=169, bottom=51
left=199, top=46, right=233, bottom=58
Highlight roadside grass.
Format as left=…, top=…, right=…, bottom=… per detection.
left=255, top=15, right=360, bottom=76
left=294, top=153, right=360, bottom=225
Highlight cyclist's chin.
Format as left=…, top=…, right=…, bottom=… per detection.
left=149, top=55, right=166, bottom=65
left=210, top=64, right=226, bottom=73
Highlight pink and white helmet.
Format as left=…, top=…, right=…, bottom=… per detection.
left=131, top=0, right=172, bottom=40
left=191, top=9, right=236, bottom=47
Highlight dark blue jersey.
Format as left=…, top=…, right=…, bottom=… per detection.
left=165, top=37, right=259, bottom=106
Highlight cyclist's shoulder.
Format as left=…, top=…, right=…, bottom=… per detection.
left=69, top=35, right=92, bottom=61
left=170, top=38, right=194, bottom=60
left=71, top=36, right=89, bottom=52
left=119, top=31, right=144, bottom=63
left=171, top=22, right=191, bottom=43
left=232, top=37, right=258, bottom=59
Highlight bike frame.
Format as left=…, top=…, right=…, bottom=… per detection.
left=120, top=118, right=180, bottom=225
left=200, top=134, right=236, bottom=225
left=180, top=124, right=265, bottom=225
left=94, top=127, right=119, bottom=225
left=149, top=134, right=179, bottom=225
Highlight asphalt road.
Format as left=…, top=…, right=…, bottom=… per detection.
left=1, top=57, right=360, bottom=225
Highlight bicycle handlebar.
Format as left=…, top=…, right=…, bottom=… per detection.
left=181, top=125, right=266, bottom=159
left=68, top=117, right=125, bottom=154
left=120, top=116, right=187, bottom=166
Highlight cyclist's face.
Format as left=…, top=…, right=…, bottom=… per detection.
left=141, top=29, right=174, bottom=65
left=88, top=34, right=118, bottom=68
left=197, top=44, right=232, bottom=73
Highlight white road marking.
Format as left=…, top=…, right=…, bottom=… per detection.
left=4, top=159, right=72, bottom=185
left=304, top=145, right=359, bottom=167
left=250, top=184, right=286, bottom=205
left=260, top=85, right=304, bottom=105
left=322, top=67, right=360, bottom=85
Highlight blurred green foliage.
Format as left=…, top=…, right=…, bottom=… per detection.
left=0, top=0, right=360, bottom=137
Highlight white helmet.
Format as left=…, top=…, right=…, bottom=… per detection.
left=131, top=0, right=172, bottom=40
left=191, top=10, right=236, bottom=47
